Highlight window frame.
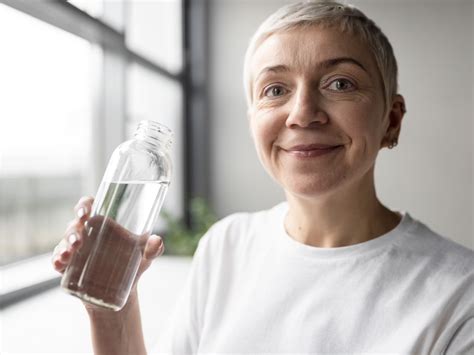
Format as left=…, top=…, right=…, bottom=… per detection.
left=0, top=0, right=209, bottom=309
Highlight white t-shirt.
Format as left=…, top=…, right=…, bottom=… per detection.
left=159, top=202, right=474, bottom=354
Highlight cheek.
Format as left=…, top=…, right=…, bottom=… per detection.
left=338, top=103, right=382, bottom=142
left=248, top=117, right=266, bottom=163
left=250, top=112, right=282, bottom=153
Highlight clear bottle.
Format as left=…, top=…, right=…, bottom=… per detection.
left=61, top=120, right=173, bottom=311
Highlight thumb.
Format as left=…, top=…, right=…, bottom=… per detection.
left=143, top=235, right=164, bottom=261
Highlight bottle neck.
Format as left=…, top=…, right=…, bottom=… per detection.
left=133, top=120, right=173, bottom=152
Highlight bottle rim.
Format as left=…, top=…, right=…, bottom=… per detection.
left=134, top=120, right=173, bottom=151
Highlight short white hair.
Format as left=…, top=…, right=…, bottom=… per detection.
left=243, top=0, right=399, bottom=115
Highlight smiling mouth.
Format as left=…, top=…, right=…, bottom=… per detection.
left=283, top=145, right=343, bottom=158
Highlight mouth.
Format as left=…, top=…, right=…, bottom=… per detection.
left=283, top=144, right=343, bottom=158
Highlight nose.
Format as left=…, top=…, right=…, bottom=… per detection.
left=285, top=85, right=329, bottom=128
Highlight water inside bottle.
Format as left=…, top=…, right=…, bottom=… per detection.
left=61, top=180, right=169, bottom=311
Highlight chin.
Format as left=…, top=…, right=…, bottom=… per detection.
left=280, top=174, right=345, bottom=199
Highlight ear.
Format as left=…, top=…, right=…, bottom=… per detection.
left=380, top=94, right=406, bottom=149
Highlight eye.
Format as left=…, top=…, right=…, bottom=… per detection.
left=263, top=85, right=287, bottom=98
left=326, top=78, right=355, bottom=92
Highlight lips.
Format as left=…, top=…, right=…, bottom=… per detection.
left=283, top=143, right=343, bottom=158
left=286, top=143, right=343, bottom=151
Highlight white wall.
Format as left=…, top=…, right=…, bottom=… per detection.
left=209, top=0, right=473, bottom=249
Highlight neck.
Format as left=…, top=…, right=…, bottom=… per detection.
left=284, top=168, right=401, bottom=248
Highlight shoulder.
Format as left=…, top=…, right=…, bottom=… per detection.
left=402, top=215, right=474, bottom=276
left=398, top=214, right=474, bottom=316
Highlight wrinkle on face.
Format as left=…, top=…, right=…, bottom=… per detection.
left=247, top=25, right=388, bottom=200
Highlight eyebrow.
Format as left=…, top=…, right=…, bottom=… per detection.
left=255, top=57, right=368, bottom=81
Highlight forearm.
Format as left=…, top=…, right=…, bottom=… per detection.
left=86, top=292, right=147, bottom=355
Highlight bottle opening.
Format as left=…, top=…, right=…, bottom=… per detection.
left=134, top=120, right=173, bottom=151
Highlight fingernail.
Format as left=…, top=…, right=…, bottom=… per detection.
left=60, top=247, right=69, bottom=257
left=77, top=207, right=86, bottom=218
left=68, top=233, right=78, bottom=247
left=158, top=243, right=165, bottom=255
left=152, top=235, right=163, bottom=245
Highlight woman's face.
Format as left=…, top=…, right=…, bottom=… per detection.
left=248, top=25, right=399, bottom=199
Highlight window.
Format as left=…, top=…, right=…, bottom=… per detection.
left=0, top=0, right=188, bottom=308
left=0, top=4, right=92, bottom=265
left=126, top=0, right=183, bottom=73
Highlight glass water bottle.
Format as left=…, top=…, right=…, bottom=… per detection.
left=61, top=120, right=173, bottom=311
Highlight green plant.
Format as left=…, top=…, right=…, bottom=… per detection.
left=161, top=197, right=217, bottom=256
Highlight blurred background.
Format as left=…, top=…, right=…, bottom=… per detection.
left=0, top=0, right=186, bottom=266
left=0, top=0, right=472, bottom=353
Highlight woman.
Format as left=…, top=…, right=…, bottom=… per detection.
left=52, top=1, right=474, bottom=353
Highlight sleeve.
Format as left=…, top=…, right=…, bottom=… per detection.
left=154, top=231, right=214, bottom=355
left=444, top=316, right=474, bottom=355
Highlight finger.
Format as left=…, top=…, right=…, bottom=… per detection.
left=52, top=238, right=68, bottom=258
left=64, top=222, right=85, bottom=249
left=74, top=195, right=94, bottom=209
left=52, top=224, right=85, bottom=273
left=52, top=257, right=67, bottom=274
left=74, top=196, right=94, bottom=220
left=52, top=240, right=70, bottom=273
left=157, top=242, right=165, bottom=257
left=143, top=235, right=164, bottom=261
left=65, top=217, right=86, bottom=232
left=52, top=235, right=80, bottom=273
left=65, top=230, right=82, bottom=251
left=135, top=235, right=164, bottom=281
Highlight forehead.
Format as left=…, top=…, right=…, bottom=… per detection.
left=250, top=25, right=377, bottom=79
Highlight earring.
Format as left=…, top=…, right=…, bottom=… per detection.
left=388, top=139, right=398, bottom=149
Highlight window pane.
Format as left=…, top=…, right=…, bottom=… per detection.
left=126, top=0, right=182, bottom=73
left=0, top=5, right=92, bottom=265
left=127, top=64, right=184, bottom=226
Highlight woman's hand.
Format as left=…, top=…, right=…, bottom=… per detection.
left=51, top=196, right=165, bottom=314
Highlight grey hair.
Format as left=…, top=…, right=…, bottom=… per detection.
left=243, top=0, right=399, bottom=115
